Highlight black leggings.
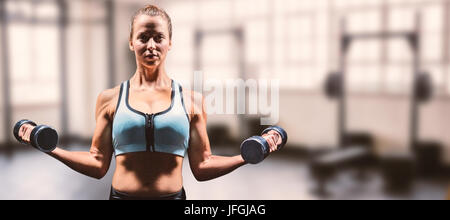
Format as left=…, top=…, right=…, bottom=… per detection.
left=109, top=187, right=186, bottom=200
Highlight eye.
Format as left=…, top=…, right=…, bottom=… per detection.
left=139, top=34, right=150, bottom=42
left=154, top=34, right=164, bottom=43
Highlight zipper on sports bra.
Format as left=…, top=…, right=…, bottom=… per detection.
left=145, top=113, right=155, bottom=152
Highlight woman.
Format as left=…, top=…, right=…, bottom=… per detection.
left=46, top=5, right=280, bottom=200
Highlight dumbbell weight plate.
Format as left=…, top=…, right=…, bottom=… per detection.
left=240, top=136, right=270, bottom=164
left=30, top=125, right=58, bottom=152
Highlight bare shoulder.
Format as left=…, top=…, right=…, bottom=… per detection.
left=98, top=85, right=121, bottom=102
left=96, top=84, right=122, bottom=120
left=181, top=88, right=204, bottom=117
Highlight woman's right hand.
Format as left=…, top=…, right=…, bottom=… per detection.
left=18, top=123, right=34, bottom=143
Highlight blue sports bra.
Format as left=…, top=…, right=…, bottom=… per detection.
left=112, top=80, right=190, bottom=157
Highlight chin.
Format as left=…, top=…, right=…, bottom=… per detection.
left=144, top=61, right=160, bottom=67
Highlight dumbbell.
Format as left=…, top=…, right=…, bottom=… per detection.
left=13, top=119, right=58, bottom=152
left=240, top=126, right=288, bottom=164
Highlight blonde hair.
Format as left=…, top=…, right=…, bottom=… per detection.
left=129, top=5, right=172, bottom=40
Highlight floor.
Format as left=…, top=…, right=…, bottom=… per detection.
left=0, top=144, right=448, bottom=200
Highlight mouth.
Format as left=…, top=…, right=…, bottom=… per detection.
left=145, top=54, right=159, bottom=60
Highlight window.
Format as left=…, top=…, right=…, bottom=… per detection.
left=7, top=0, right=60, bottom=105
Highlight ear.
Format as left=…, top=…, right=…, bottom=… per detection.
left=129, top=37, right=134, bottom=51
left=168, top=39, right=172, bottom=51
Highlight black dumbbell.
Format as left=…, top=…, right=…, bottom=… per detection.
left=240, top=126, right=288, bottom=164
left=13, top=119, right=58, bottom=152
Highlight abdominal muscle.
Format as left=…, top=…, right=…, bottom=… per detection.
left=111, top=151, right=184, bottom=197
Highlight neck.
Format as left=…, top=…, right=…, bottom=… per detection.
left=131, top=63, right=171, bottom=88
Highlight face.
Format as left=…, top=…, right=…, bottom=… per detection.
left=129, top=15, right=172, bottom=68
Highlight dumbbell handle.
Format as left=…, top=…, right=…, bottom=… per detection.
left=18, top=123, right=35, bottom=144
left=261, top=132, right=282, bottom=152
left=262, top=126, right=288, bottom=150
left=261, top=125, right=288, bottom=149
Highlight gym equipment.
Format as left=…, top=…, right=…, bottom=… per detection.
left=311, top=14, right=428, bottom=196
left=240, top=126, right=288, bottom=164
left=413, top=141, right=443, bottom=177
left=13, top=119, right=58, bottom=152
left=310, top=132, right=374, bottom=196
left=415, top=72, right=432, bottom=103
left=207, top=125, right=232, bottom=145
left=322, top=14, right=441, bottom=193
left=380, top=152, right=416, bottom=193
left=324, top=72, right=342, bottom=99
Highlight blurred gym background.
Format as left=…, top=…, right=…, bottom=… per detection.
left=1, top=0, right=450, bottom=200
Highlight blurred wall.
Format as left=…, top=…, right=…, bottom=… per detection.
left=66, top=0, right=109, bottom=138
left=279, top=90, right=338, bottom=148
left=1, top=0, right=450, bottom=164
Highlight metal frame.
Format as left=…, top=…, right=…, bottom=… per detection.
left=337, top=14, right=422, bottom=149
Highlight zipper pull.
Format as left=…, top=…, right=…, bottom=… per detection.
left=149, top=114, right=155, bottom=152
left=147, top=114, right=151, bottom=125
left=150, top=114, right=155, bottom=128
left=145, top=113, right=155, bottom=129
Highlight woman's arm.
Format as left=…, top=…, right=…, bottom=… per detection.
left=46, top=89, right=116, bottom=179
left=186, top=92, right=247, bottom=182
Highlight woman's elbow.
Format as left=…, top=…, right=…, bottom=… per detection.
left=96, top=170, right=108, bottom=180
left=89, top=151, right=111, bottom=179
left=192, top=168, right=211, bottom=182
left=91, top=166, right=109, bottom=180
left=194, top=174, right=209, bottom=182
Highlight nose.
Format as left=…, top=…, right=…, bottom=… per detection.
left=148, top=38, right=156, bottom=50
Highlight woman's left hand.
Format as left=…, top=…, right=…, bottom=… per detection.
left=262, top=131, right=282, bottom=153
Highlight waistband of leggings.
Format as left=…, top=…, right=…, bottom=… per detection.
left=109, top=187, right=186, bottom=200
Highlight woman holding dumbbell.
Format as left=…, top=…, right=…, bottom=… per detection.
left=14, top=5, right=285, bottom=200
